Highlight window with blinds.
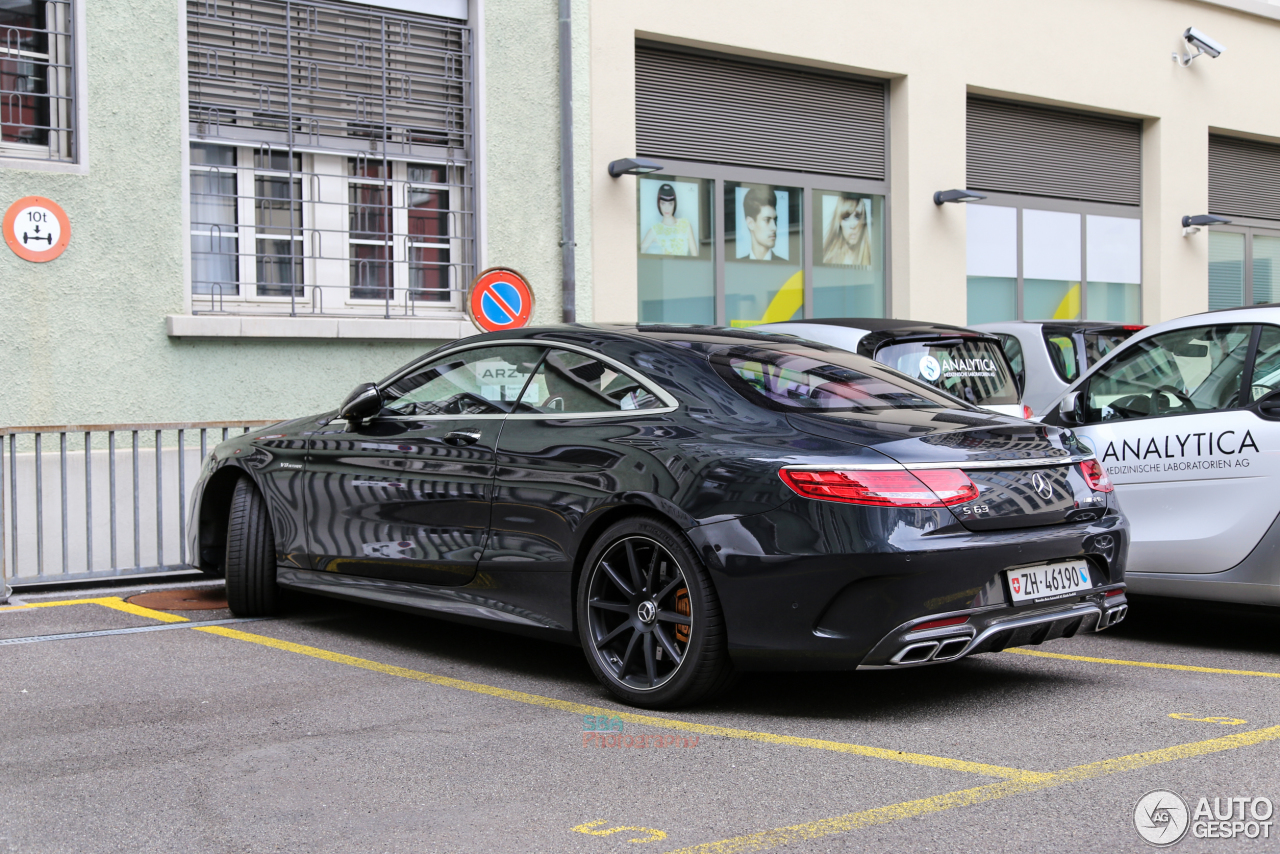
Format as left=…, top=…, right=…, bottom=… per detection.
left=967, top=98, right=1140, bottom=206
left=1209, top=135, right=1280, bottom=222
left=185, top=0, right=474, bottom=317
left=635, top=46, right=886, bottom=180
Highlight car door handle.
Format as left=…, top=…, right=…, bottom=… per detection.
left=444, top=430, right=481, bottom=446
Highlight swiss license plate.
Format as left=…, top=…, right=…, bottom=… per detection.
left=1005, top=560, right=1092, bottom=604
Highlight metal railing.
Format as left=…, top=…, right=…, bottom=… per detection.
left=0, top=421, right=278, bottom=592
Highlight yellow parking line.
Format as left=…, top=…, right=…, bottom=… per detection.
left=27, top=596, right=189, bottom=624
left=194, top=624, right=1041, bottom=781
left=665, top=724, right=1280, bottom=854
left=1005, top=647, right=1280, bottom=679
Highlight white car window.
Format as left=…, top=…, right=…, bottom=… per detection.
left=1083, top=324, right=1252, bottom=422
left=1248, top=326, right=1280, bottom=401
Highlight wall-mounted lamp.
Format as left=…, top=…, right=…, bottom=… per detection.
left=934, top=189, right=987, bottom=205
left=607, top=157, right=664, bottom=178
left=1181, top=214, right=1231, bottom=236
left=1173, top=26, right=1226, bottom=66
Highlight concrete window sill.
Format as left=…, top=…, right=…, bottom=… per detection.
left=166, top=314, right=475, bottom=341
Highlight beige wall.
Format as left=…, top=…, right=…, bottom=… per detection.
left=588, top=0, right=1280, bottom=325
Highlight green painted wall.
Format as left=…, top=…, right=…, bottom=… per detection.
left=482, top=0, right=591, bottom=326
left=0, top=0, right=585, bottom=429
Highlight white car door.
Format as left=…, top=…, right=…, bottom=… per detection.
left=1068, top=322, right=1280, bottom=574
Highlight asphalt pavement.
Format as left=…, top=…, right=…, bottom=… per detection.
left=2, top=581, right=1279, bottom=853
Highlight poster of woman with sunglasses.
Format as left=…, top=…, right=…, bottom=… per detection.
left=820, top=195, right=872, bottom=268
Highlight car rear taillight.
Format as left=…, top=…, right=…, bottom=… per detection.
left=1021, top=404, right=1034, bottom=419
left=1105, top=588, right=1124, bottom=598
left=911, top=616, right=969, bottom=632
left=1122, top=325, right=1146, bottom=331
left=779, top=468, right=979, bottom=507
left=1079, top=459, right=1113, bottom=492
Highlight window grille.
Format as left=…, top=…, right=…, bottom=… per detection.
left=0, top=0, right=76, bottom=163
left=186, top=0, right=474, bottom=318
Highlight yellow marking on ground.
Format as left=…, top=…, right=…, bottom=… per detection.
left=27, top=596, right=189, bottom=623
left=573, top=820, right=668, bottom=843
left=664, top=724, right=1280, bottom=853
left=194, top=625, right=1039, bottom=780
left=0, top=604, right=34, bottom=612
left=1169, top=713, right=1247, bottom=725
left=1005, top=647, right=1280, bottom=679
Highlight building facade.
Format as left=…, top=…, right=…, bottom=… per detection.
left=3, top=0, right=1280, bottom=427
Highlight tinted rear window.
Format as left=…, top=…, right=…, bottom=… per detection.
left=1080, top=328, right=1139, bottom=368
left=874, top=338, right=1019, bottom=406
left=712, top=346, right=958, bottom=413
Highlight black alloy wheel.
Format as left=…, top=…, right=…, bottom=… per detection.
left=224, top=477, right=280, bottom=617
left=577, top=517, right=734, bottom=708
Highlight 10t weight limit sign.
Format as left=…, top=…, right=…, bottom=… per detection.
left=3, top=196, right=72, bottom=262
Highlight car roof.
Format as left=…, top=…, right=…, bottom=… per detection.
left=975, top=320, right=1142, bottom=331
left=454, top=323, right=837, bottom=352
left=774, top=317, right=982, bottom=336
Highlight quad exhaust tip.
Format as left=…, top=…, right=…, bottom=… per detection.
left=889, top=635, right=972, bottom=665
left=1103, top=605, right=1128, bottom=627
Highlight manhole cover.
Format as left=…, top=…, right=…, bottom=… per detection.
left=127, top=587, right=228, bottom=611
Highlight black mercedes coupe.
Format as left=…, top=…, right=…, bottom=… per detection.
left=189, top=325, right=1130, bottom=707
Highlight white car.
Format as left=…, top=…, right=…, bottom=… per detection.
left=1041, top=306, right=1280, bottom=606
left=972, top=321, right=1145, bottom=416
left=755, top=318, right=1030, bottom=418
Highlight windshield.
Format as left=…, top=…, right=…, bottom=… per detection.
left=873, top=338, right=1019, bottom=406
left=712, top=346, right=959, bottom=413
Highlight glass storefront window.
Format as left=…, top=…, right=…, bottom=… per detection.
left=1255, top=235, right=1280, bottom=305
left=1208, top=228, right=1280, bottom=310
left=1208, top=231, right=1245, bottom=310
left=812, top=191, right=885, bottom=317
left=637, top=176, right=714, bottom=323
left=725, top=181, right=803, bottom=327
left=966, top=201, right=1141, bottom=323
left=966, top=205, right=1017, bottom=323
left=634, top=166, right=886, bottom=325
left=1023, top=209, right=1081, bottom=320
left=1086, top=215, right=1142, bottom=324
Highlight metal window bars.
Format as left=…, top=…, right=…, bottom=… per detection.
left=186, top=0, right=474, bottom=317
left=0, top=0, right=76, bottom=162
left=0, top=421, right=277, bottom=590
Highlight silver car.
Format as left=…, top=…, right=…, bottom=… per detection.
left=973, top=321, right=1145, bottom=416
left=1040, top=306, right=1280, bottom=606
left=756, top=318, right=1029, bottom=418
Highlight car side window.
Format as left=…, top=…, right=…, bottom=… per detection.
left=380, top=345, right=545, bottom=417
left=1248, top=326, right=1280, bottom=401
left=1043, top=332, right=1078, bottom=383
left=1083, top=324, right=1252, bottom=423
left=517, top=349, right=661, bottom=414
left=997, top=334, right=1025, bottom=392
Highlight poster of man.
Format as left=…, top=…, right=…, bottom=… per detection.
left=821, top=193, right=872, bottom=267
left=735, top=185, right=790, bottom=261
left=639, top=179, right=701, bottom=256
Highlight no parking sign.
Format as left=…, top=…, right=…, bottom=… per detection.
left=467, top=267, right=535, bottom=332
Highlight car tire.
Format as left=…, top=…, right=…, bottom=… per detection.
left=224, top=476, right=279, bottom=617
left=576, top=516, right=734, bottom=709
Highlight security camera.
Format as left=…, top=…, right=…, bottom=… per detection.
left=1185, top=27, right=1225, bottom=58
left=1174, top=27, right=1225, bottom=65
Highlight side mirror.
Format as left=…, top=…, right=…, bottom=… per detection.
left=1255, top=388, right=1280, bottom=420
left=339, top=383, right=382, bottom=424
left=1058, top=391, right=1083, bottom=425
